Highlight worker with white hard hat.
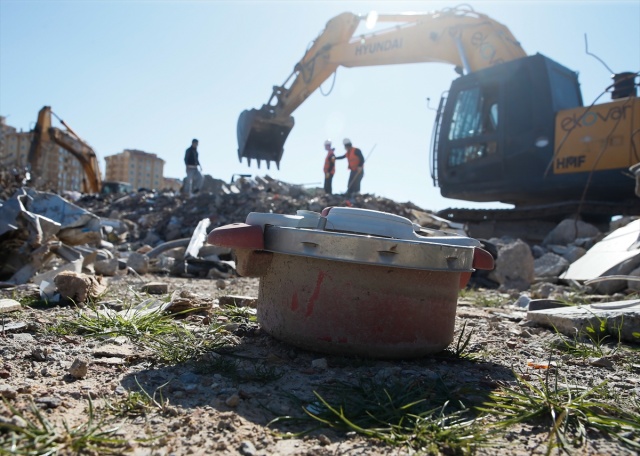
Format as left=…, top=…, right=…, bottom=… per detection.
left=322, top=139, right=336, bottom=195
left=335, top=138, right=365, bottom=196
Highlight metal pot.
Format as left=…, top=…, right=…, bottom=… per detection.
left=208, top=207, right=493, bottom=358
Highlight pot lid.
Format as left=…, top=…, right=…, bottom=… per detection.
left=244, top=207, right=481, bottom=271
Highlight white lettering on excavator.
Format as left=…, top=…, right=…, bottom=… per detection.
left=355, top=38, right=403, bottom=56
left=560, top=105, right=632, bottom=132
left=470, top=31, right=503, bottom=66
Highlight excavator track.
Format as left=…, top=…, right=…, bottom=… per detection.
left=437, top=200, right=640, bottom=243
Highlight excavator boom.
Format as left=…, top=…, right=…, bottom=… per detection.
left=237, top=6, right=525, bottom=168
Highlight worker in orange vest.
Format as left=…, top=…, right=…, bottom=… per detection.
left=323, top=139, right=336, bottom=195
left=335, top=138, right=365, bottom=195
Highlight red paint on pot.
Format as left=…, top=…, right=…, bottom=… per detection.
left=306, top=271, right=325, bottom=317
left=258, top=253, right=460, bottom=358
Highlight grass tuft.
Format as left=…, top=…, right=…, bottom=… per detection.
left=0, top=398, right=131, bottom=455
left=477, top=370, right=640, bottom=453
left=270, top=375, right=488, bottom=454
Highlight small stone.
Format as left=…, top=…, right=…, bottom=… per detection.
left=94, top=258, right=119, bottom=276
left=10, top=415, right=27, bottom=428
left=216, top=279, right=226, bottom=290
left=589, top=357, right=614, bottom=369
left=141, top=281, right=169, bottom=295
left=31, top=347, right=51, bottom=362
left=11, top=332, right=34, bottom=342
left=114, top=386, right=127, bottom=395
left=318, top=434, right=331, bottom=446
left=0, top=385, right=17, bottom=399
left=311, top=358, right=328, bottom=370
left=239, top=441, right=257, bottom=456
left=127, top=252, right=149, bottom=274
left=54, top=271, right=107, bottom=303
left=69, top=358, right=89, bottom=379
left=35, top=396, right=62, bottom=408
left=225, top=394, right=240, bottom=407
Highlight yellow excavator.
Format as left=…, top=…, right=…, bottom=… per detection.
left=237, top=5, right=639, bottom=219
left=28, top=106, right=102, bottom=194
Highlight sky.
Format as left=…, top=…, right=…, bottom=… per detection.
left=1, top=0, right=639, bottom=212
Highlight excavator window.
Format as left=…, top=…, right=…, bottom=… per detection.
left=446, top=84, right=500, bottom=167
left=547, top=65, right=582, bottom=111
left=448, top=85, right=500, bottom=140
left=449, top=88, right=483, bottom=140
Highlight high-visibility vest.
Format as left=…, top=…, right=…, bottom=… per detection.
left=324, top=151, right=335, bottom=175
left=346, top=147, right=361, bottom=171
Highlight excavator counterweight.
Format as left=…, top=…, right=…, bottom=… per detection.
left=237, top=107, right=294, bottom=169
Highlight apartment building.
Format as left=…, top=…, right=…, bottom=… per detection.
left=0, top=116, right=84, bottom=192
left=162, top=177, right=183, bottom=192
left=105, top=149, right=165, bottom=190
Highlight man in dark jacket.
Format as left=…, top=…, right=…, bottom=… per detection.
left=183, top=138, right=203, bottom=195
left=335, top=138, right=364, bottom=195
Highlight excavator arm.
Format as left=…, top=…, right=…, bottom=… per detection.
left=28, top=106, right=102, bottom=193
left=237, top=5, right=526, bottom=169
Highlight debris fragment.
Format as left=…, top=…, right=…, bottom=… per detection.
left=0, top=298, right=21, bottom=313
left=54, top=271, right=107, bottom=303
left=69, top=357, right=89, bottom=378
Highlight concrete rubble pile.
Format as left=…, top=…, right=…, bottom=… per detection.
left=0, top=175, right=428, bottom=293
left=1, top=174, right=640, bottom=306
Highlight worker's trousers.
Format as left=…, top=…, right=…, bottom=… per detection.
left=346, top=169, right=363, bottom=195
left=184, top=165, right=203, bottom=194
left=324, top=175, right=334, bottom=195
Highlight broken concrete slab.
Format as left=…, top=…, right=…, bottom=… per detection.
left=527, top=298, right=640, bottom=343
left=0, top=299, right=21, bottom=313
left=2, top=322, right=28, bottom=333
left=185, top=218, right=211, bottom=260
left=561, top=219, right=640, bottom=294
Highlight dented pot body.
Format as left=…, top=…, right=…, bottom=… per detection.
left=239, top=249, right=461, bottom=358
left=209, top=208, right=494, bottom=359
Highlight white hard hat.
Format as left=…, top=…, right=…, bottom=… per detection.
left=324, top=140, right=332, bottom=147
left=343, top=138, right=351, bottom=145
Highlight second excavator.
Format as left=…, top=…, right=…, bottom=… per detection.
left=28, top=106, right=103, bottom=194
left=237, top=5, right=639, bottom=218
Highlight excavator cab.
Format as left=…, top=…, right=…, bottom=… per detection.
left=237, top=106, right=294, bottom=169
left=432, top=53, right=640, bottom=208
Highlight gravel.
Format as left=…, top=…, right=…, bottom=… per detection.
left=1, top=274, right=638, bottom=455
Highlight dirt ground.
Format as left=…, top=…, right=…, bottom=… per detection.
left=1, top=273, right=639, bottom=455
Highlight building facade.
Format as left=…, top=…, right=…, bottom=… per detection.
left=162, top=177, right=183, bottom=192
left=105, top=149, right=165, bottom=190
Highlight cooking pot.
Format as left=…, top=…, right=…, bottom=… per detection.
left=208, top=207, right=493, bottom=358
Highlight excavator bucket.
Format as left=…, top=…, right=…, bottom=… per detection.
left=237, top=108, right=294, bottom=169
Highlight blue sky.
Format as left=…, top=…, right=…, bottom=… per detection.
left=1, top=0, right=638, bottom=211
